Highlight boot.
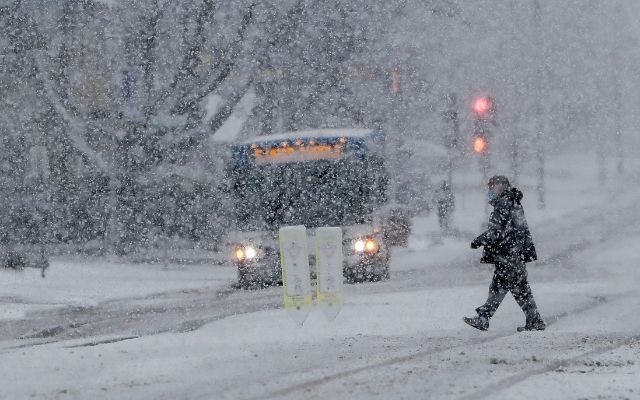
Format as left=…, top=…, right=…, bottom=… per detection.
left=517, top=318, right=546, bottom=332
left=463, top=315, right=489, bottom=331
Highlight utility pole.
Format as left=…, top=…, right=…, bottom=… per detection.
left=595, top=70, right=607, bottom=184
left=533, top=0, right=545, bottom=209
left=387, top=65, right=402, bottom=205
left=442, top=93, right=459, bottom=186
left=613, top=56, right=624, bottom=176
left=509, top=0, right=521, bottom=185
left=612, top=4, right=625, bottom=176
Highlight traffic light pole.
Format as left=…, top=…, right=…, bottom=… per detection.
left=612, top=51, right=624, bottom=176
left=535, top=104, right=546, bottom=208
left=443, top=93, right=459, bottom=187
left=387, top=66, right=402, bottom=207
left=533, top=0, right=546, bottom=209
left=481, top=151, right=491, bottom=220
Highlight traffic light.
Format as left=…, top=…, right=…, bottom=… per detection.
left=472, top=134, right=487, bottom=154
left=470, top=96, right=494, bottom=155
left=471, top=96, right=492, bottom=118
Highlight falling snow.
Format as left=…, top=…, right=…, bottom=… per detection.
left=1, top=1, right=640, bottom=399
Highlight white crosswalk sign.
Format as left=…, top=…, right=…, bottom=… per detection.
left=315, top=227, right=344, bottom=321
left=279, top=225, right=312, bottom=325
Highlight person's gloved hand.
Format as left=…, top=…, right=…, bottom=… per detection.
left=470, top=238, right=481, bottom=249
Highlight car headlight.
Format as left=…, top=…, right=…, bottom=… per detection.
left=235, top=245, right=258, bottom=261
left=353, top=238, right=379, bottom=254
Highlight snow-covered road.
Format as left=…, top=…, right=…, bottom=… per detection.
left=1, top=155, right=639, bottom=399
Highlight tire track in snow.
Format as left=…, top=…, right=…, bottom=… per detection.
left=0, top=285, right=280, bottom=350
left=456, top=334, right=640, bottom=400
left=241, top=296, right=608, bottom=400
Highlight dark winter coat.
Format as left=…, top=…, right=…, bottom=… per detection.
left=474, top=187, right=537, bottom=264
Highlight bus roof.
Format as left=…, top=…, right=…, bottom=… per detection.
left=239, top=128, right=377, bottom=145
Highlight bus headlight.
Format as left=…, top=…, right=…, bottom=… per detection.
left=245, top=246, right=257, bottom=260
left=365, top=239, right=379, bottom=253
left=235, top=245, right=258, bottom=261
left=353, top=238, right=379, bottom=254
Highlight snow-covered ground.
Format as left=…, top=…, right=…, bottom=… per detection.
left=1, top=153, right=639, bottom=399
left=0, top=259, right=236, bottom=321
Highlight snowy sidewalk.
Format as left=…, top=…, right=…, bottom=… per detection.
left=0, top=258, right=236, bottom=321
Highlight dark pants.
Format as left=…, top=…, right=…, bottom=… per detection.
left=476, top=257, right=541, bottom=322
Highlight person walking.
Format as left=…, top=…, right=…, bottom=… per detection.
left=433, top=180, right=455, bottom=234
left=464, top=175, right=545, bottom=332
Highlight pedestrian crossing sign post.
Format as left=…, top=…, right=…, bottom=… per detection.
left=315, top=227, right=344, bottom=321
left=279, top=225, right=313, bottom=326
left=279, top=226, right=344, bottom=325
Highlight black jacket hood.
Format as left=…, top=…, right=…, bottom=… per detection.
left=510, top=187, right=523, bottom=203
left=490, top=186, right=523, bottom=206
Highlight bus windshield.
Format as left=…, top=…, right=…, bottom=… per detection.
left=230, top=158, right=387, bottom=231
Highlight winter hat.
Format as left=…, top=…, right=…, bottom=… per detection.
left=488, top=175, right=511, bottom=194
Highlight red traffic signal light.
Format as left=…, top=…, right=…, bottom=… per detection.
left=472, top=97, right=491, bottom=117
left=473, top=135, right=487, bottom=154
